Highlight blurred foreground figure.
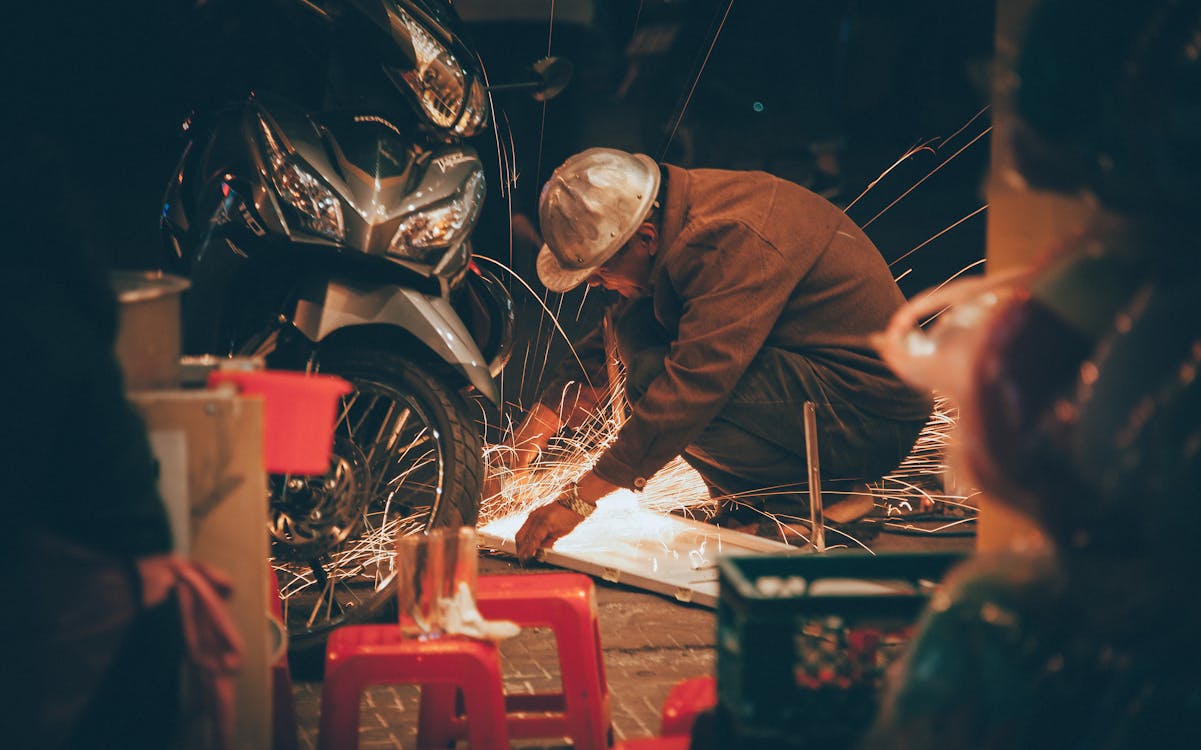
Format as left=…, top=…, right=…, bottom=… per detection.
left=866, top=0, right=1201, bottom=746
left=3, top=3, right=240, bottom=747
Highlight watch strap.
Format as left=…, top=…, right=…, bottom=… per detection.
left=556, top=482, right=596, bottom=518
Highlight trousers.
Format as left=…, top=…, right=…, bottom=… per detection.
left=615, top=299, right=925, bottom=501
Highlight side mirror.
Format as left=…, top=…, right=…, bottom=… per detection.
left=486, top=56, right=574, bottom=102
left=527, top=57, right=573, bottom=102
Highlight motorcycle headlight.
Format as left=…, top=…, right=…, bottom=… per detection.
left=455, top=77, right=489, bottom=137
left=387, top=6, right=490, bottom=137
left=388, top=167, right=485, bottom=263
left=257, top=117, right=345, bottom=242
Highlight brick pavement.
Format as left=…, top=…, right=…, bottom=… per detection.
left=289, top=526, right=973, bottom=748
left=290, top=553, right=718, bottom=748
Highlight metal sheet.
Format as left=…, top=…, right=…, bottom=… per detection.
left=478, top=492, right=806, bottom=608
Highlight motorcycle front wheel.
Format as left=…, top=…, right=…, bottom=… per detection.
left=269, top=347, right=482, bottom=651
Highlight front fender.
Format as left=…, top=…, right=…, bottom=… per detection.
left=293, top=279, right=499, bottom=405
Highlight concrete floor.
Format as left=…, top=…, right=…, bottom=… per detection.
left=287, top=515, right=975, bottom=749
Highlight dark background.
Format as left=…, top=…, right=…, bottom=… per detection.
left=7, top=0, right=994, bottom=415
left=460, top=0, right=995, bottom=410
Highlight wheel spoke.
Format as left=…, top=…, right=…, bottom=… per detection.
left=270, top=357, right=475, bottom=649
left=336, top=391, right=359, bottom=438
left=368, top=430, right=437, bottom=500
left=386, top=451, right=438, bottom=489
left=304, top=563, right=341, bottom=630
left=393, top=429, right=432, bottom=463
left=365, top=404, right=413, bottom=470
left=379, top=405, right=413, bottom=454
left=348, top=392, right=381, bottom=440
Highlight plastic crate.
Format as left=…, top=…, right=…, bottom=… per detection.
left=715, top=551, right=965, bottom=748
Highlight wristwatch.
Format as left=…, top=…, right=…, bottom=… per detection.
left=556, top=482, right=596, bottom=518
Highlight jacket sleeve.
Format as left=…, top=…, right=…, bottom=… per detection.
left=593, top=218, right=821, bottom=488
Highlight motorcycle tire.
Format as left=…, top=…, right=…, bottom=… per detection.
left=269, top=346, right=482, bottom=651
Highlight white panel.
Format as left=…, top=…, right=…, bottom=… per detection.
left=479, top=491, right=805, bottom=608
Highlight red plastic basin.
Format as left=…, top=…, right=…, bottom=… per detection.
left=208, top=369, right=352, bottom=474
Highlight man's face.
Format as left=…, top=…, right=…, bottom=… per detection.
left=585, top=226, right=656, bottom=298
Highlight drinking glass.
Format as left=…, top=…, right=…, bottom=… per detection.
left=396, top=526, right=479, bottom=638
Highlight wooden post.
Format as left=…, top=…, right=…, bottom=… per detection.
left=975, top=0, right=1095, bottom=554
left=134, top=390, right=274, bottom=750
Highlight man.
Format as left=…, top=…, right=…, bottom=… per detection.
left=509, top=147, right=932, bottom=560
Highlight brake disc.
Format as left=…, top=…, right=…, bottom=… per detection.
left=268, top=436, right=372, bottom=561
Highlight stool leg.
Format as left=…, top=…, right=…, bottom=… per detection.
left=416, top=684, right=461, bottom=749
left=550, top=598, right=610, bottom=749
left=318, top=662, right=367, bottom=750
left=456, top=645, right=510, bottom=750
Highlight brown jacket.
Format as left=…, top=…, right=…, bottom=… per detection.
left=542, top=164, right=931, bottom=490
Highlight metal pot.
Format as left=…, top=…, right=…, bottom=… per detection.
left=110, top=271, right=191, bottom=390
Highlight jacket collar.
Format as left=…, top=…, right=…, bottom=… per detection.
left=658, top=163, right=688, bottom=253
left=652, top=163, right=689, bottom=279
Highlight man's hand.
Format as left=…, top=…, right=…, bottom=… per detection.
left=513, top=470, right=619, bottom=560
left=515, top=499, right=586, bottom=561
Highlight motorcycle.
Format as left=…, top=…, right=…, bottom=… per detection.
left=161, top=0, right=566, bottom=649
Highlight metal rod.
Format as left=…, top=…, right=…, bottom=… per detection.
left=803, top=401, right=826, bottom=553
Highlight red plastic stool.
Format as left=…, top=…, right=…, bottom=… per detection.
left=318, top=626, right=510, bottom=750
left=659, top=676, right=716, bottom=737
left=418, top=572, right=612, bottom=749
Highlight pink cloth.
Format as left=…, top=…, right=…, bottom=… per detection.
left=149, top=556, right=245, bottom=750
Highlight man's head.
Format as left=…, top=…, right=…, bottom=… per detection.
left=536, top=147, right=661, bottom=295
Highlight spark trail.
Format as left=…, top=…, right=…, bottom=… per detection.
left=472, top=7, right=992, bottom=558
